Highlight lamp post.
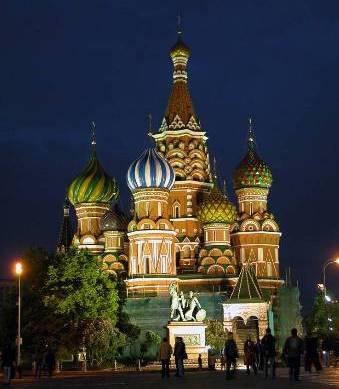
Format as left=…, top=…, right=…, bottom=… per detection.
left=15, top=262, right=23, bottom=369
left=323, top=258, right=339, bottom=298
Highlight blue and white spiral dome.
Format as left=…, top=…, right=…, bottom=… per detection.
left=127, top=148, right=175, bottom=192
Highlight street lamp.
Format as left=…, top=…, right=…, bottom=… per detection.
left=323, top=258, right=339, bottom=297
left=15, top=262, right=23, bottom=370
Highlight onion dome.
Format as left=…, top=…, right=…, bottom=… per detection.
left=100, top=203, right=128, bottom=232
left=127, top=148, right=175, bottom=192
left=233, top=119, right=273, bottom=190
left=197, top=178, right=237, bottom=225
left=68, top=131, right=119, bottom=206
left=170, top=34, right=190, bottom=59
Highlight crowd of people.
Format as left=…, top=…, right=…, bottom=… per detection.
left=158, top=328, right=331, bottom=381
left=1, top=329, right=335, bottom=384
left=0, top=344, right=55, bottom=385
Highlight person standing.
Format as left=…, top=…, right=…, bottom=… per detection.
left=1, top=344, right=15, bottom=385
left=255, top=337, right=264, bottom=370
left=284, top=328, right=304, bottom=381
left=34, top=348, right=44, bottom=379
left=304, top=334, right=321, bottom=372
left=244, top=335, right=257, bottom=375
left=224, top=332, right=238, bottom=380
left=261, top=328, right=276, bottom=379
left=45, top=348, right=55, bottom=377
left=198, top=353, right=203, bottom=370
left=220, top=354, right=226, bottom=370
left=159, top=337, right=172, bottom=378
left=174, top=337, right=186, bottom=377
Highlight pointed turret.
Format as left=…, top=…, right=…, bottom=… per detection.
left=230, top=264, right=263, bottom=301
left=160, top=25, right=200, bottom=131
left=57, top=198, right=74, bottom=252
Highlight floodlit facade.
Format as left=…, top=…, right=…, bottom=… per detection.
left=60, top=30, right=285, bottom=344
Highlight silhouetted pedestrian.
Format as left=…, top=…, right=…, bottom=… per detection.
left=34, top=348, right=44, bottom=379
left=174, top=337, right=186, bottom=377
left=159, top=337, right=172, bottom=378
left=244, top=335, right=257, bottom=375
left=261, top=328, right=276, bottom=379
left=284, top=328, right=304, bottom=381
left=255, top=337, right=264, bottom=370
left=198, top=353, right=203, bottom=370
left=1, top=344, right=15, bottom=385
left=220, top=355, right=225, bottom=370
left=304, top=334, right=321, bottom=372
left=224, top=332, right=238, bottom=380
left=45, top=348, right=55, bottom=377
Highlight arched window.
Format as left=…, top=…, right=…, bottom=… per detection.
left=173, top=202, right=181, bottom=218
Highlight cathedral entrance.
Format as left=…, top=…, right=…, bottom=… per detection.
left=232, top=316, right=259, bottom=356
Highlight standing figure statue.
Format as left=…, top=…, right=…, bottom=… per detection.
left=169, top=283, right=185, bottom=321
left=185, top=291, right=202, bottom=321
left=168, top=285, right=206, bottom=322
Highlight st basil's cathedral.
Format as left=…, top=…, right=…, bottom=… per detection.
left=58, top=29, right=298, bottom=349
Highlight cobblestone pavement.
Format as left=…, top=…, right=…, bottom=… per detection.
left=8, top=367, right=339, bottom=388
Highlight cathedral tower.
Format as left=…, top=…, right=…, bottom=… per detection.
left=197, top=173, right=238, bottom=278
left=126, top=147, right=177, bottom=293
left=67, top=131, right=119, bottom=254
left=231, top=120, right=282, bottom=290
left=99, top=203, right=129, bottom=275
left=152, top=29, right=212, bottom=269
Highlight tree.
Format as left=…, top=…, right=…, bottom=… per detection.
left=44, top=248, right=120, bottom=357
left=205, top=319, right=227, bottom=353
left=21, top=248, right=62, bottom=354
left=307, top=290, right=329, bottom=336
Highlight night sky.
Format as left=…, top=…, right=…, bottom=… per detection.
left=1, top=1, right=339, bottom=309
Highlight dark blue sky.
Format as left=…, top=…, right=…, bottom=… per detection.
left=1, top=1, right=339, bottom=307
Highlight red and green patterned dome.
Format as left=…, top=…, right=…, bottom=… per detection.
left=197, top=181, right=237, bottom=225
left=233, top=122, right=272, bottom=190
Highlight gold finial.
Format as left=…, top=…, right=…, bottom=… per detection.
left=223, top=179, right=228, bottom=198
left=177, top=13, right=183, bottom=35
left=91, top=121, right=96, bottom=146
left=248, top=116, right=255, bottom=148
left=147, top=113, right=153, bottom=137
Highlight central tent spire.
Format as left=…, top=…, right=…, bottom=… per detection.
left=161, top=21, right=200, bottom=131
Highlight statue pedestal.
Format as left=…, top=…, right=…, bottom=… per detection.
left=167, top=321, right=208, bottom=360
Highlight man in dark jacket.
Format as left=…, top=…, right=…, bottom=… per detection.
left=261, top=327, right=276, bottom=379
left=284, top=328, right=304, bottom=381
left=173, top=337, right=186, bottom=377
left=224, top=332, right=238, bottom=380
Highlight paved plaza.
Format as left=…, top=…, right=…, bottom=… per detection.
left=8, top=367, right=339, bottom=388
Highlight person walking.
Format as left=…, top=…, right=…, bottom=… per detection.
left=45, top=348, right=55, bottom=377
left=1, top=344, right=15, bottom=385
left=261, top=328, right=276, bottom=379
left=255, top=337, right=264, bottom=370
left=159, top=337, right=172, bottom=378
left=198, top=353, right=203, bottom=370
left=304, top=334, right=321, bottom=372
left=284, top=328, right=304, bottom=381
left=34, top=348, right=44, bottom=379
left=174, top=337, right=186, bottom=377
left=244, top=335, right=257, bottom=375
left=220, top=354, right=225, bottom=370
left=224, top=332, right=238, bottom=380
